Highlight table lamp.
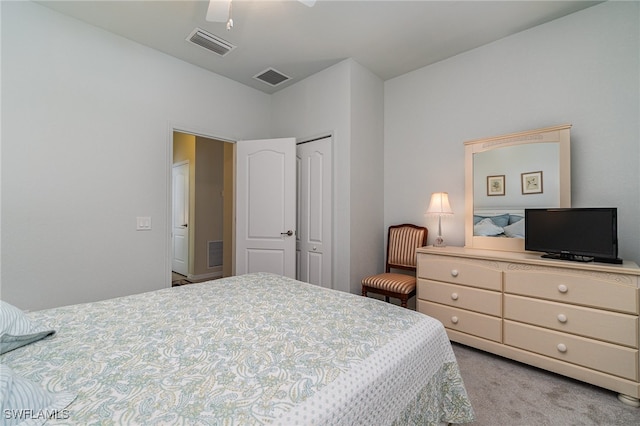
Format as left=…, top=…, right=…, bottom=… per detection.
left=427, top=192, right=453, bottom=247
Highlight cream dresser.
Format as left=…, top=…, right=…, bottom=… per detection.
left=416, top=246, right=640, bottom=406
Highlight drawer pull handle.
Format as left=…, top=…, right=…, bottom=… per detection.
left=557, top=343, right=567, bottom=353
left=451, top=316, right=459, bottom=324
left=558, top=284, right=568, bottom=293
left=451, top=293, right=459, bottom=301
left=451, top=269, right=459, bottom=277
left=557, top=314, right=567, bottom=323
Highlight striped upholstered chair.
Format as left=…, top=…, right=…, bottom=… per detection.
left=361, top=224, right=428, bottom=308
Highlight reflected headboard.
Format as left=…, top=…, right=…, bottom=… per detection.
left=473, top=208, right=525, bottom=239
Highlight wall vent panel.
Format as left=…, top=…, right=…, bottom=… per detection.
left=253, top=68, right=291, bottom=86
left=208, top=240, right=223, bottom=268
left=187, top=28, right=236, bottom=57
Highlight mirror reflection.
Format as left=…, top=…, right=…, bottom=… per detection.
left=473, top=142, right=560, bottom=238
left=464, top=124, right=571, bottom=253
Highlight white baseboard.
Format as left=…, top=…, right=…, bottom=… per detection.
left=187, top=271, right=222, bottom=281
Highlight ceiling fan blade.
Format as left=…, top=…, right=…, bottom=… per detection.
left=206, top=0, right=231, bottom=23
left=206, top=0, right=313, bottom=24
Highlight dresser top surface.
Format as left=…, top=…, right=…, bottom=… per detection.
left=417, top=246, right=640, bottom=275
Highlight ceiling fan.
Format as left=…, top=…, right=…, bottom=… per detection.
left=207, top=0, right=316, bottom=30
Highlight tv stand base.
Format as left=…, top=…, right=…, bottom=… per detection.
left=541, top=253, right=623, bottom=265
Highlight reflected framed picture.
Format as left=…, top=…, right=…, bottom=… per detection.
left=487, top=175, right=505, bottom=196
left=521, top=171, right=543, bottom=194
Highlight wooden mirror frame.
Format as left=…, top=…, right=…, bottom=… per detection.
left=464, top=124, right=571, bottom=252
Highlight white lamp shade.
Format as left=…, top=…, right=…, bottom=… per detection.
left=427, top=192, right=453, bottom=214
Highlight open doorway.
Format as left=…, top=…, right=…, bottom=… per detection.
left=172, top=131, right=234, bottom=285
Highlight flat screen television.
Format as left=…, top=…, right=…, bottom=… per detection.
left=524, top=208, right=621, bottom=264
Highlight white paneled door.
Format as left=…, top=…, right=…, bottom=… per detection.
left=296, top=136, right=332, bottom=288
left=171, top=161, right=189, bottom=276
left=235, top=138, right=296, bottom=278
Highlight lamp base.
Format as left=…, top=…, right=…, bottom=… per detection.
left=433, top=235, right=446, bottom=247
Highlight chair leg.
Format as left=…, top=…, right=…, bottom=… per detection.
left=401, top=295, right=408, bottom=308
left=362, top=286, right=367, bottom=297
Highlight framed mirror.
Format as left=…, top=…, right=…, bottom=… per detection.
left=464, top=124, right=571, bottom=252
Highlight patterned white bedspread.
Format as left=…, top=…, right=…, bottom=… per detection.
left=1, top=273, right=473, bottom=425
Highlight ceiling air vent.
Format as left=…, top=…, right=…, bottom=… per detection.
left=253, top=68, right=291, bottom=87
left=186, top=28, right=236, bottom=57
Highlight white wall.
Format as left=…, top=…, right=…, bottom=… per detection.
left=385, top=1, right=640, bottom=263
left=348, top=62, right=385, bottom=294
left=1, top=2, right=271, bottom=310
left=271, top=59, right=385, bottom=294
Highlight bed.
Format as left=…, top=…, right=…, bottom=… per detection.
left=1, top=272, right=474, bottom=425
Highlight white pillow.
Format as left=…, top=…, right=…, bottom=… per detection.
left=0, top=301, right=55, bottom=355
left=0, top=365, right=76, bottom=426
left=504, top=218, right=525, bottom=238
left=473, top=217, right=504, bottom=236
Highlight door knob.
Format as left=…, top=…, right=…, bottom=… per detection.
left=281, top=230, right=294, bottom=236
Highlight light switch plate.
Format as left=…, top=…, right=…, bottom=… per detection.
left=136, top=216, right=152, bottom=230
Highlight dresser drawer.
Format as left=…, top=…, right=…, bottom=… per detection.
left=418, top=300, right=502, bottom=342
left=504, top=320, right=639, bottom=381
left=504, top=269, right=639, bottom=314
left=418, top=279, right=502, bottom=316
left=418, top=255, right=502, bottom=291
left=504, top=295, right=638, bottom=348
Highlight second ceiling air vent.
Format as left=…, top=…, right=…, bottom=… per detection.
left=187, top=28, right=236, bottom=57
left=253, top=68, right=291, bottom=87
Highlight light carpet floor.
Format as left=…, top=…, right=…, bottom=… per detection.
left=452, top=343, right=640, bottom=425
